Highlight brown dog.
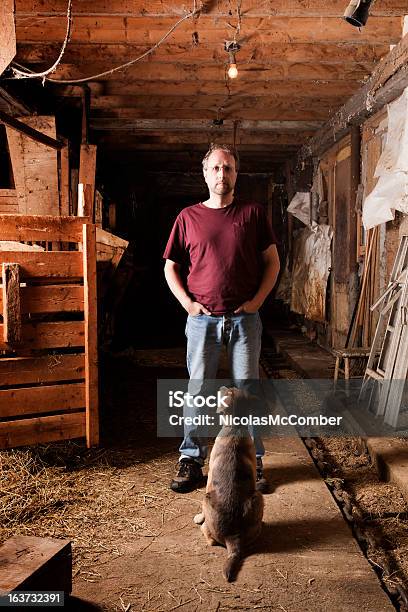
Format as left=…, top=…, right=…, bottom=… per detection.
left=194, top=387, right=264, bottom=582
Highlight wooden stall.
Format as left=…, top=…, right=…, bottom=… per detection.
left=0, top=215, right=98, bottom=449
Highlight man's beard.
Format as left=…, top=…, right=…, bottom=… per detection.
left=212, top=182, right=233, bottom=195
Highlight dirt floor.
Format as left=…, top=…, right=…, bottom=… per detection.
left=0, top=348, right=405, bottom=611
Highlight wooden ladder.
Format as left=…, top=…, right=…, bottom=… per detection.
left=360, top=235, right=408, bottom=427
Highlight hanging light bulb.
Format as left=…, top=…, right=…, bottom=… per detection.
left=225, top=41, right=240, bottom=80
left=228, top=62, right=238, bottom=79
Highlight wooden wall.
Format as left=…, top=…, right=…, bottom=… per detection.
left=5, top=116, right=60, bottom=215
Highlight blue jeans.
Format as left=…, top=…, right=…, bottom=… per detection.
left=179, top=312, right=265, bottom=463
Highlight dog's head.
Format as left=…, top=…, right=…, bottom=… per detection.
left=217, top=386, right=251, bottom=415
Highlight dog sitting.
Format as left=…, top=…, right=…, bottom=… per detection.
left=194, top=386, right=264, bottom=582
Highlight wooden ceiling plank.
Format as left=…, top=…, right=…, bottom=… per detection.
left=91, top=129, right=312, bottom=145
left=88, top=118, right=323, bottom=131
left=15, top=42, right=391, bottom=65
left=97, top=80, right=361, bottom=96
left=40, top=61, right=374, bottom=83
left=299, top=32, right=408, bottom=158
left=15, top=16, right=403, bottom=45
left=14, top=0, right=408, bottom=17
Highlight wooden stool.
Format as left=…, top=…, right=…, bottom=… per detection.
left=332, top=347, right=372, bottom=381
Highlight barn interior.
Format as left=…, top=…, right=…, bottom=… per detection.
left=2, top=1, right=408, bottom=610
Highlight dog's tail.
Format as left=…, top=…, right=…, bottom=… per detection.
left=223, top=536, right=242, bottom=582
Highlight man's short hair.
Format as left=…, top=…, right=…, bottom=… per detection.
left=202, top=143, right=240, bottom=172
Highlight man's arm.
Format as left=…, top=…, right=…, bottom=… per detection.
left=234, top=244, right=280, bottom=314
left=164, top=259, right=211, bottom=316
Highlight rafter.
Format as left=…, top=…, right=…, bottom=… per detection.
left=14, top=16, right=402, bottom=45
left=14, top=0, right=408, bottom=17
left=15, top=42, right=391, bottom=66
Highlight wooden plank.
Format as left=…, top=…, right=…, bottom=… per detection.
left=0, top=111, right=63, bottom=150
left=0, top=204, right=18, bottom=213
left=0, top=241, right=43, bottom=252
left=94, top=190, right=103, bottom=228
left=0, top=0, right=16, bottom=76
left=90, top=118, right=324, bottom=132
left=14, top=16, right=403, bottom=44
left=49, top=61, right=374, bottom=83
left=101, top=79, right=360, bottom=98
left=0, top=284, right=83, bottom=314
left=2, top=263, right=22, bottom=344
left=83, top=224, right=99, bottom=447
left=0, top=189, right=18, bottom=209
left=59, top=144, right=70, bottom=216
left=0, top=536, right=71, bottom=595
left=0, top=215, right=90, bottom=242
left=334, top=154, right=352, bottom=284
left=0, top=382, right=85, bottom=418
left=0, top=412, right=85, bottom=448
left=79, top=144, right=97, bottom=220
left=0, top=321, right=85, bottom=351
left=0, top=354, right=85, bottom=386
left=5, top=116, right=60, bottom=215
left=0, top=251, right=83, bottom=278
left=299, top=33, right=408, bottom=159
left=89, top=94, right=343, bottom=120
left=96, top=227, right=128, bottom=250
left=16, top=42, right=391, bottom=66
left=108, top=203, right=116, bottom=231
left=0, top=87, right=31, bottom=117
left=349, top=126, right=360, bottom=273
left=14, top=0, right=408, bottom=16
left=92, top=127, right=314, bottom=147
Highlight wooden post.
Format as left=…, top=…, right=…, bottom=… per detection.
left=0, top=0, right=16, bottom=77
left=79, top=144, right=97, bottom=221
left=82, top=223, right=99, bottom=447
left=108, top=202, right=117, bottom=231
left=59, top=144, right=70, bottom=216
left=2, top=263, right=21, bottom=345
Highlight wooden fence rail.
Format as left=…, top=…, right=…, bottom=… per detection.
left=0, top=215, right=99, bottom=449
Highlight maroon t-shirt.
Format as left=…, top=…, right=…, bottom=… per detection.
left=163, top=200, right=276, bottom=314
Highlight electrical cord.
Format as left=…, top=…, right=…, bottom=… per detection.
left=10, top=1, right=201, bottom=85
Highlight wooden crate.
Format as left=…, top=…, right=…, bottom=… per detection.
left=0, top=215, right=99, bottom=448
left=0, top=536, right=72, bottom=595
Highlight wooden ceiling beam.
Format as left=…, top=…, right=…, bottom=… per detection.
left=40, top=61, right=374, bottom=83
left=92, top=129, right=310, bottom=146
left=0, top=110, right=63, bottom=149
left=83, top=95, right=345, bottom=120
left=14, top=0, right=408, bottom=17
left=89, top=119, right=324, bottom=132
left=93, top=80, right=360, bottom=97
left=99, top=150, right=284, bottom=171
left=96, top=141, right=296, bottom=153
left=15, top=16, right=403, bottom=45
left=299, top=32, right=408, bottom=159
left=15, top=42, right=391, bottom=66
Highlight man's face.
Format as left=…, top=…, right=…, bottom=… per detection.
left=203, top=150, right=238, bottom=196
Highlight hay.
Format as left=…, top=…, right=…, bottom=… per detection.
left=0, top=441, right=179, bottom=580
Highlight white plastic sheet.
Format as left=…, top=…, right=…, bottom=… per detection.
left=290, top=224, right=333, bottom=321
left=363, top=86, right=408, bottom=229
left=287, top=192, right=311, bottom=226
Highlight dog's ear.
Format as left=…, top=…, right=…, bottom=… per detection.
left=217, top=387, right=234, bottom=414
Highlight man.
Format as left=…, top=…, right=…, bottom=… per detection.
left=163, top=143, right=280, bottom=493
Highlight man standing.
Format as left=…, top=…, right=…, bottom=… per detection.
left=163, top=144, right=280, bottom=493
